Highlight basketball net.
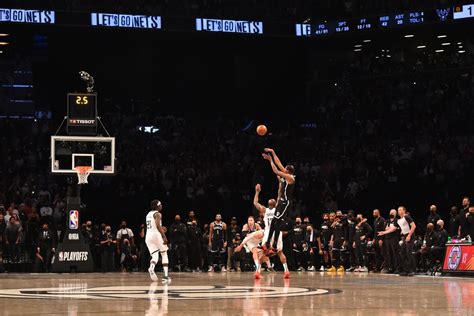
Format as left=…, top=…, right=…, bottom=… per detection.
left=74, top=166, right=93, bottom=184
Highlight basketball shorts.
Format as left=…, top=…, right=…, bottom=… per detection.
left=145, top=232, right=168, bottom=254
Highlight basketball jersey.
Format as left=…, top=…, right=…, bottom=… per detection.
left=146, top=211, right=160, bottom=233
left=212, top=221, right=224, bottom=240
left=280, top=177, right=295, bottom=201
left=264, top=208, right=275, bottom=229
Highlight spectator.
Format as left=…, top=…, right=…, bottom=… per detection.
left=120, top=238, right=137, bottom=272
left=448, top=206, right=460, bottom=238
left=427, top=205, right=441, bottom=227
left=5, top=216, right=21, bottom=263
left=116, top=221, right=134, bottom=246
left=100, top=225, right=116, bottom=272
left=33, top=223, right=56, bottom=272
left=459, top=197, right=471, bottom=237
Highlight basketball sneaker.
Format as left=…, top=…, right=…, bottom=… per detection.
left=337, top=266, right=345, bottom=273
left=208, top=266, right=214, bottom=272
left=221, top=266, right=227, bottom=272
left=327, top=266, right=337, bottom=272
left=307, top=266, right=315, bottom=271
left=254, top=271, right=261, bottom=279
left=284, top=271, right=290, bottom=279
left=319, top=265, right=325, bottom=272
left=161, top=276, right=171, bottom=284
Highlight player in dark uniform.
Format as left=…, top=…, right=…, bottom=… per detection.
left=306, top=223, right=323, bottom=271
left=292, top=216, right=307, bottom=271
left=328, top=211, right=347, bottom=272
left=320, top=213, right=333, bottom=271
left=262, top=148, right=295, bottom=253
left=208, top=214, right=227, bottom=272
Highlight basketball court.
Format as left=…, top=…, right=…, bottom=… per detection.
left=0, top=272, right=472, bottom=315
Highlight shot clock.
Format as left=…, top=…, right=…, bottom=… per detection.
left=66, top=93, right=98, bottom=135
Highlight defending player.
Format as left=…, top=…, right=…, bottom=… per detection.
left=253, top=183, right=276, bottom=245
left=261, top=148, right=295, bottom=253
left=234, top=229, right=289, bottom=279
left=145, top=199, right=170, bottom=283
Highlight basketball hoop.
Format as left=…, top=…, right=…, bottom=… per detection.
left=74, top=166, right=93, bottom=184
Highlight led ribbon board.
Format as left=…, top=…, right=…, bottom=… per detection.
left=0, top=8, right=55, bottom=24
left=196, top=18, right=263, bottom=34
left=91, top=13, right=161, bottom=29
left=296, top=11, right=425, bottom=37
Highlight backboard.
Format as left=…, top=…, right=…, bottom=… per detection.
left=51, top=136, right=115, bottom=174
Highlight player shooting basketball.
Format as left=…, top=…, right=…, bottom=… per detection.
left=261, top=148, right=295, bottom=254
left=253, top=184, right=290, bottom=278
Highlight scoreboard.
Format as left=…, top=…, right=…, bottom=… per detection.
left=67, top=93, right=97, bottom=135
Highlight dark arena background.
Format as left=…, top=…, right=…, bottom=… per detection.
left=0, top=1, right=474, bottom=315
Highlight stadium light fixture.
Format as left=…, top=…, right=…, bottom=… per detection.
left=363, top=39, right=371, bottom=43
left=435, top=49, right=444, bottom=53
left=354, top=44, right=362, bottom=47
left=386, top=55, right=392, bottom=58
left=437, top=35, right=447, bottom=38
left=441, top=42, right=451, bottom=46
left=458, top=50, right=466, bottom=53
left=0, top=34, right=9, bottom=37
left=404, top=34, right=414, bottom=38
left=417, top=45, right=426, bottom=49
left=457, top=42, right=462, bottom=45
left=0, top=42, right=9, bottom=45
left=354, top=48, right=362, bottom=52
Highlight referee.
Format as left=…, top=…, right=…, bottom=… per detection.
left=396, top=206, right=416, bottom=276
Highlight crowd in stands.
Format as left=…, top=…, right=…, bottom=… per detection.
left=0, top=17, right=473, bottom=274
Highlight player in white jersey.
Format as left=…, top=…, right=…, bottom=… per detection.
left=145, top=199, right=170, bottom=283
left=253, top=184, right=278, bottom=247
left=252, top=184, right=290, bottom=279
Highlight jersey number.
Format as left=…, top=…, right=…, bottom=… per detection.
left=146, top=220, right=152, bottom=230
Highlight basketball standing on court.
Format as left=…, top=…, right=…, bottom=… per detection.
left=145, top=199, right=170, bottom=283
left=262, top=148, right=295, bottom=252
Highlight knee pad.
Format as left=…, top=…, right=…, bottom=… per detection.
left=161, top=251, right=169, bottom=265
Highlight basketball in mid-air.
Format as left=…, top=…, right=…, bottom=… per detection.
left=256, top=125, right=267, bottom=136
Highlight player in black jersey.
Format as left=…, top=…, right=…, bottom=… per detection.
left=320, top=213, right=333, bottom=271
left=208, top=214, right=227, bottom=272
left=262, top=148, right=295, bottom=253
left=328, top=211, right=347, bottom=272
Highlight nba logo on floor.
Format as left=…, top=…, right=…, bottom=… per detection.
left=69, top=210, right=79, bottom=229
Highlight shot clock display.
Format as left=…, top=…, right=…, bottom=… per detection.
left=67, top=93, right=98, bottom=135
